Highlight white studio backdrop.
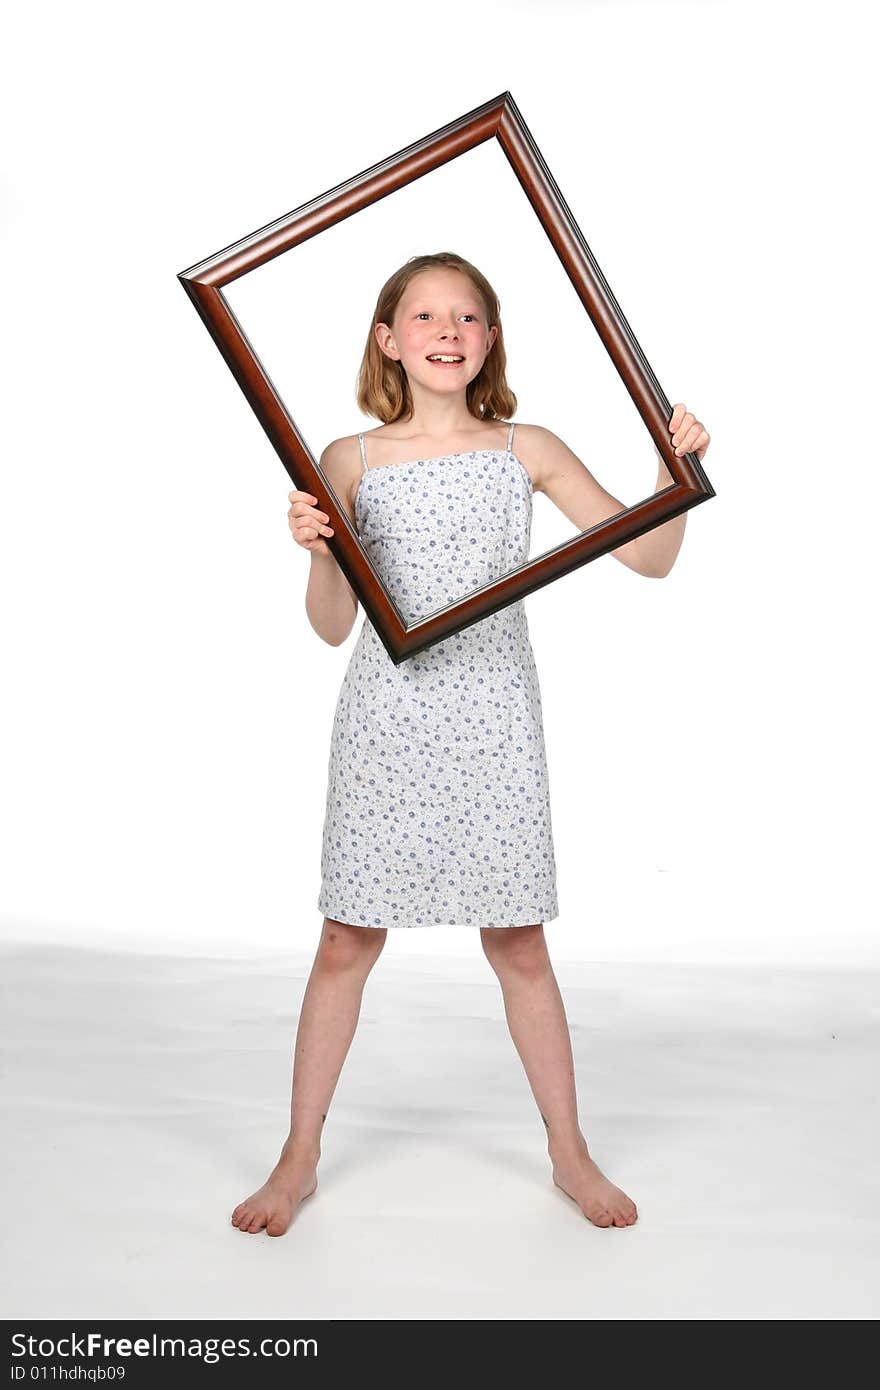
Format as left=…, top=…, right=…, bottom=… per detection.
left=1, top=0, right=876, bottom=965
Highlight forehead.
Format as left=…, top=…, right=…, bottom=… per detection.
left=400, top=270, right=482, bottom=307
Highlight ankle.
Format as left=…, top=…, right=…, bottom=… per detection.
left=279, top=1132, right=321, bottom=1165
left=547, top=1129, right=590, bottom=1163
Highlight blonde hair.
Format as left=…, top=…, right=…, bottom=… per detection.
left=355, top=252, right=517, bottom=424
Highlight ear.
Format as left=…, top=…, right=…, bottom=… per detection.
left=375, top=321, right=400, bottom=361
left=486, top=324, right=498, bottom=352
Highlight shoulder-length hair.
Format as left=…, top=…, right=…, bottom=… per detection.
left=355, top=251, right=517, bottom=424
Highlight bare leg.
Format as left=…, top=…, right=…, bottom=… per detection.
left=231, top=918, right=387, bottom=1236
left=480, top=924, right=637, bottom=1228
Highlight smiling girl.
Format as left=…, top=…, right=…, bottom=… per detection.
left=231, top=251, right=710, bottom=1237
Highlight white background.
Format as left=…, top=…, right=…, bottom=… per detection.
left=2, top=0, right=876, bottom=965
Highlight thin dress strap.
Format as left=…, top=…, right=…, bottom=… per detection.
left=357, top=432, right=368, bottom=473
left=506, top=420, right=516, bottom=452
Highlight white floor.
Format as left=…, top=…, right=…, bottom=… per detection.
left=1, top=937, right=877, bottom=1320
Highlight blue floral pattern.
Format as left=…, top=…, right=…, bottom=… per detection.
left=316, top=425, right=559, bottom=928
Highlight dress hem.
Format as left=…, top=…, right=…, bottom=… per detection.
left=317, top=901, right=560, bottom=929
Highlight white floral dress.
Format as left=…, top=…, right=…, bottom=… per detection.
left=316, top=421, right=559, bottom=928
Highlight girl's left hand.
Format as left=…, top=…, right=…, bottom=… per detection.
left=666, top=403, right=710, bottom=461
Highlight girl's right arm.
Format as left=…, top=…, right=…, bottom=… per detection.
left=289, top=441, right=359, bottom=647
left=306, top=548, right=358, bottom=647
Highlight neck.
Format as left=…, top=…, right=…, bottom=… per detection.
left=401, top=384, right=484, bottom=442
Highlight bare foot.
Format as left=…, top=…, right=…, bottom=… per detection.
left=231, top=1144, right=319, bottom=1237
left=551, top=1144, right=638, bottom=1228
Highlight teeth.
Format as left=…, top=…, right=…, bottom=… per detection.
left=427, top=355, right=463, bottom=362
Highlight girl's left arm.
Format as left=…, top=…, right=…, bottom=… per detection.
left=529, top=404, right=711, bottom=578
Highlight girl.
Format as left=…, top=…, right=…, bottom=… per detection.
left=232, top=251, right=710, bottom=1237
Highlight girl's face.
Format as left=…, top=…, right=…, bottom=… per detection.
left=375, top=269, right=498, bottom=395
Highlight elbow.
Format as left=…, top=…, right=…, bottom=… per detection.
left=306, top=614, right=346, bottom=647
left=319, top=627, right=352, bottom=648
left=642, top=549, right=677, bottom=579
left=321, top=617, right=359, bottom=647
left=632, top=539, right=673, bottom=579
left=306, top=599, right=358, bottom=647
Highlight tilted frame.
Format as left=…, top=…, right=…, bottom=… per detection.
left=178, top=90, right=715, bottom=665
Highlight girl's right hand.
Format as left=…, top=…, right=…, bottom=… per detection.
left=288, top=490, right=335, bottom=556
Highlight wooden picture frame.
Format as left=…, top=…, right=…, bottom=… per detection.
left=178, top=90, right=714, bottom=665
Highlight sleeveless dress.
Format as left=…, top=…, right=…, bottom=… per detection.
left=316, top=421, right=559, bottom=929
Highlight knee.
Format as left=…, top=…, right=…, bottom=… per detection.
left=317, top=918, right=387, bottom=975
left=480, top=923, right=549, bottom=979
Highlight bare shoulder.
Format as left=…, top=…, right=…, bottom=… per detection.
left=319, top=431, right=362, bottom=476
left=318, top=432, right=363, bottom=522
left=509, top=422, right=572, bottom=494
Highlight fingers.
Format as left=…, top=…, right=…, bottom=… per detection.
left=676, top=426, right=709, bottom=456
left=668, top=404, right=710, bottom=458
left=287, top=491, right=334, bottom=542
left=297, top=519, right=334, bottom=542
left=669, top=405, right=693, bottom=452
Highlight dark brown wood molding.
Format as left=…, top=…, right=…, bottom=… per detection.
left=179, top=91, right=714, bottom=664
